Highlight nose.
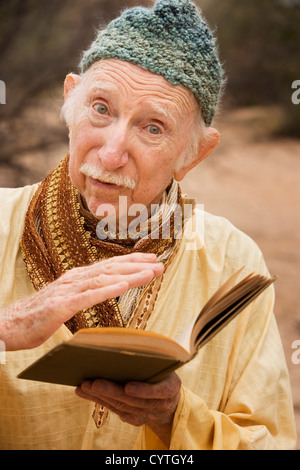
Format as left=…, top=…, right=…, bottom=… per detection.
left=97, top=124, right=129, bottom=171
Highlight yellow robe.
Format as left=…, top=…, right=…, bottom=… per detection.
left=0, top=185, right=296, bottom=450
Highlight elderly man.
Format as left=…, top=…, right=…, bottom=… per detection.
left=0, top=0, right=296, bottom=450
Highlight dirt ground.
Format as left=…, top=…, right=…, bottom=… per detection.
left=0, top=104, right=299, bottom=448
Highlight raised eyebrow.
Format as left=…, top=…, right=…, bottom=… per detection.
left=143, top=103, right=177, bottom=127
left=148, top=104, right=174, bottom=120
left=87, top=83, right=115, bottom=97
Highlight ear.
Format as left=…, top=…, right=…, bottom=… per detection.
left=174, top=127, right=220, bottom=182
left=63, top=73, right=81, bottom=101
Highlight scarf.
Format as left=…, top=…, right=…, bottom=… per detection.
left=21, top=154, right=185, bottom=427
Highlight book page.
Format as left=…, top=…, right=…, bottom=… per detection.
left=192, top=275, right=276, bottom=351
left=71, top=327, right=192, bottom=362
left=176, top=267, right=245, bottom=353
left=176, top=319, right=196, bottom=353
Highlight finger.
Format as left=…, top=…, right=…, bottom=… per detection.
left=64, top=257, right=163, bottom=282
left=82, top=379, right=148, bottom=408
left=67, top=269, right=156, bottom=310
left=77, top=381, right=149, bottom=420
left=76, top=380, right=176, bottom=427
left=62, top=272, right=143, bottom=313
left=71, top=267, right=162, bottom=294
left=76, top=381, right=133, bottom=411
left=80, top=379, right=175, bottom=421
left=125, top=372, right=181, bottom=400
left=75, top=387, right=146, bottom=426
left=108, top=253, right=157, bottom=263
left=44, top=267, right=161, bottom=326
left=58, top=281, right=129, bottom=317
left=79, top=253, right=158, bottom=274
left=86, top=261, right=164, bottom=279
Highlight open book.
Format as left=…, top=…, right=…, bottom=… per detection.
left=18, top=268, right=276, bottom=386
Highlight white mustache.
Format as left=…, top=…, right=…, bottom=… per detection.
left=80, top=163, right=136, bottom=190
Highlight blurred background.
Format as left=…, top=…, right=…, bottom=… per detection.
left=0, top=0, right=299, bottom=448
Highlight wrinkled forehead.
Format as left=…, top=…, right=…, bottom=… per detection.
left=79, top=59, right=199, bottom=117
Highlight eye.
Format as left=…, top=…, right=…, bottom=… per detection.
left=147, top=125, right=161, bottom=135
left=93, top=103, right=109, bottom=115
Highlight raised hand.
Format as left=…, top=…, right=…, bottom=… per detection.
left=1, top=253, right=164, bottom=351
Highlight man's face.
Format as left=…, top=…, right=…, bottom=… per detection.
left=67, top=59, right=199, bottom=222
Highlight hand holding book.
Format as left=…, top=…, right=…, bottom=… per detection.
left=18, top=267, right=277, bottom=386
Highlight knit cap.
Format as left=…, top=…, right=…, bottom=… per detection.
left=80, top=0, right=223, bottom=125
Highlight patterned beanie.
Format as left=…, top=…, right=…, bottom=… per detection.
left=79, top=0, right=223, bottom=125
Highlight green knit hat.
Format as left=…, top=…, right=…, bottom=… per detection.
left=79, top=0, right=223, bottom=125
